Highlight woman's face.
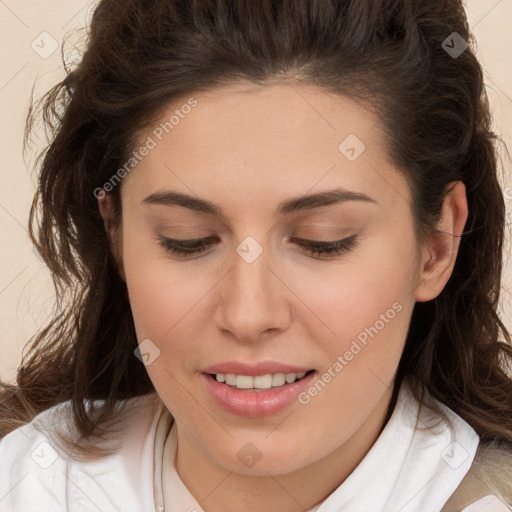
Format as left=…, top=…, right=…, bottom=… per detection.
left=116, top=83, right=434, bottom=476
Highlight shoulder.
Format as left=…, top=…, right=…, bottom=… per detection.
left=0, top=400, right=71, bottom=511
left=0, top=393, right=169, bottom=512
left=442, top=441, right=512, bottom=511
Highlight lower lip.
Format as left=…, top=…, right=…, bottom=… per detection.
left=201, top=371, right=316, bottom=417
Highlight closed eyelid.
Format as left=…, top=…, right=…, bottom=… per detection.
left=157, top=233, right=359, bottom=259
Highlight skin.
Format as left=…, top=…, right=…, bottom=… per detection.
left=99, top=82, right=468, bottom=512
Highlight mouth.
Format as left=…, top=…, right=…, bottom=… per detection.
left=202, top=369, right=317, bottom=417
left=206, top=370, right=315, bottom=392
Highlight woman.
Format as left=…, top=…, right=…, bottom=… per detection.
left=1, top=0, right=511, bottom=510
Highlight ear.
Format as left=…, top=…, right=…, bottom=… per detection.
left=415, top=181, right=468, bottom=302
left=98, top=190, right=126, bottom=282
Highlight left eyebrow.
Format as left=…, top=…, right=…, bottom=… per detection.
left=141, top=186, right=377, bottom=217
left=277, top=187, right=377, bottom=215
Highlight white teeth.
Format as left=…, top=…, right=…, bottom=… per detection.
left=225, top=374, right=237, bottom=385
left=236, top=375, right=254, bottom=389
left=215, top=371, right=309, bottom=390
left=253, top=374, right=272, bottom=389
left=271, top=373, right=286, bottom=386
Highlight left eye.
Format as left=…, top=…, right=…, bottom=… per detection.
left=291, top=234, right=358, bottom=257
left=158, top=234, right=358, bottom=258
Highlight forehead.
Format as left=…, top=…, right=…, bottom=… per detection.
left=122, top=83, right=408, bottom=215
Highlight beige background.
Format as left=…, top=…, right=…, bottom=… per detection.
left=1, top=1, right=511, bottom=382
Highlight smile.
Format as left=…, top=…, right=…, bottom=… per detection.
left=212, top=371, right=311, bottom=390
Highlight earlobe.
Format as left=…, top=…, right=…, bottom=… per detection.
left=97, top=191, right=126, bottom=281
left=415, top=181, right=468, bottom=303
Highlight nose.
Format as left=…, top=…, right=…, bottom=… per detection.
left=214, top=241, right=291, bottom=343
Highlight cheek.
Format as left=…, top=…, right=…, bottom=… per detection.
left=292, top=235, right=417, bottom=371
left=123, top=255, right=216, bottom=405
left=122, top=233, right=211, bottom=352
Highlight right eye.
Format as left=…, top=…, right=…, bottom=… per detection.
left=158, top=235, right=219, bottom=256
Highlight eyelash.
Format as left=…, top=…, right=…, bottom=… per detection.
left=158, top=234, right=359, bottom=258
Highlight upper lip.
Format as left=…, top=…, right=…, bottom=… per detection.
left=202, top=360, right=313, bottom=376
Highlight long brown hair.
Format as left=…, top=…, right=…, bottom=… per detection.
left=2, top=0, right=512, bottom=455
